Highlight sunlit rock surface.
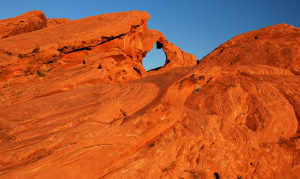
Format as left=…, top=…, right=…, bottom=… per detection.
left=0, top=11, right=299, bottom=179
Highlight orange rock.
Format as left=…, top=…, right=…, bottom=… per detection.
left=46, top=18, right=71, bottom=27
left=0, top=10, right=197, bottom=96
left=0, top=11, right=47, bottom=39
left=0, top=11, right=299, bottom=179
left=0, top=64, right=299, bottom=178
left=199, top=23, right=300, bottom=74
left=158, top=40, right=198, bottom=70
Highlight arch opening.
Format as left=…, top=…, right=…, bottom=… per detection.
left=142, top=42, right=166, bottom=71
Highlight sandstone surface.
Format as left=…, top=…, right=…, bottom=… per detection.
left=199, top=23, right=300, bottom=74
left=0, top=11, right=47, bottom=39
left=0, top=10, right=299, bottom=179
left=46, top=18, right=71, bottom=27
left=0, top=10, right=196, bottom=89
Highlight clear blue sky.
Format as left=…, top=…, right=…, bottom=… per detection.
left=1, top=0, right=300, bottom=70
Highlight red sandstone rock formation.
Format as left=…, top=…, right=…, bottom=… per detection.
left=157, top=40, right=198, bottom=71
left=0, top=10, right=299, bottom=179
left=0, top=10, right=196, bottom=91
left=199, top=23, right=300, bottom=74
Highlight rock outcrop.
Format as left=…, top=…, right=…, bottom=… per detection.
left=0, top=11, right=299, bottom=179
left=0, top=10, right=196, bottom=92
left=199, top=23, right=300, bottom=74
left=156, top=40, right=198, bottom=71
left=0, top=11, right=47, bottom=39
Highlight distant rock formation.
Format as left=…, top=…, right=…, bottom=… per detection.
left=199, top=23, right=300, bottom=74
left=0, top=11, right=299, bottom=179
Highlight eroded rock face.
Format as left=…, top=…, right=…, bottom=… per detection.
left=0, top=65, right=299, bottom=178
left=158, top=40, right=198, bottom=70
left=0, top=10, right=196, bottom=91
left=0, top=11, right=47, bottom=39
left=0, top=10, right=150, bottom=82
left=0, top=11, right=299, bottom=179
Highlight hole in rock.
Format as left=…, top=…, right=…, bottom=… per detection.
left=148, top=142, right=155, bottom=148
left=142, top=42, right=166, bottom=71
left=44, top=60, right=54, bottom=64
left=214, top=172, right=220, bottom=179
left=133, top=67, right=142, bottom=76
left=97, top=65, right=102, bottom=69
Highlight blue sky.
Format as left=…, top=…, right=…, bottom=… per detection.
left=1, top=0, right=300, bottom=70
